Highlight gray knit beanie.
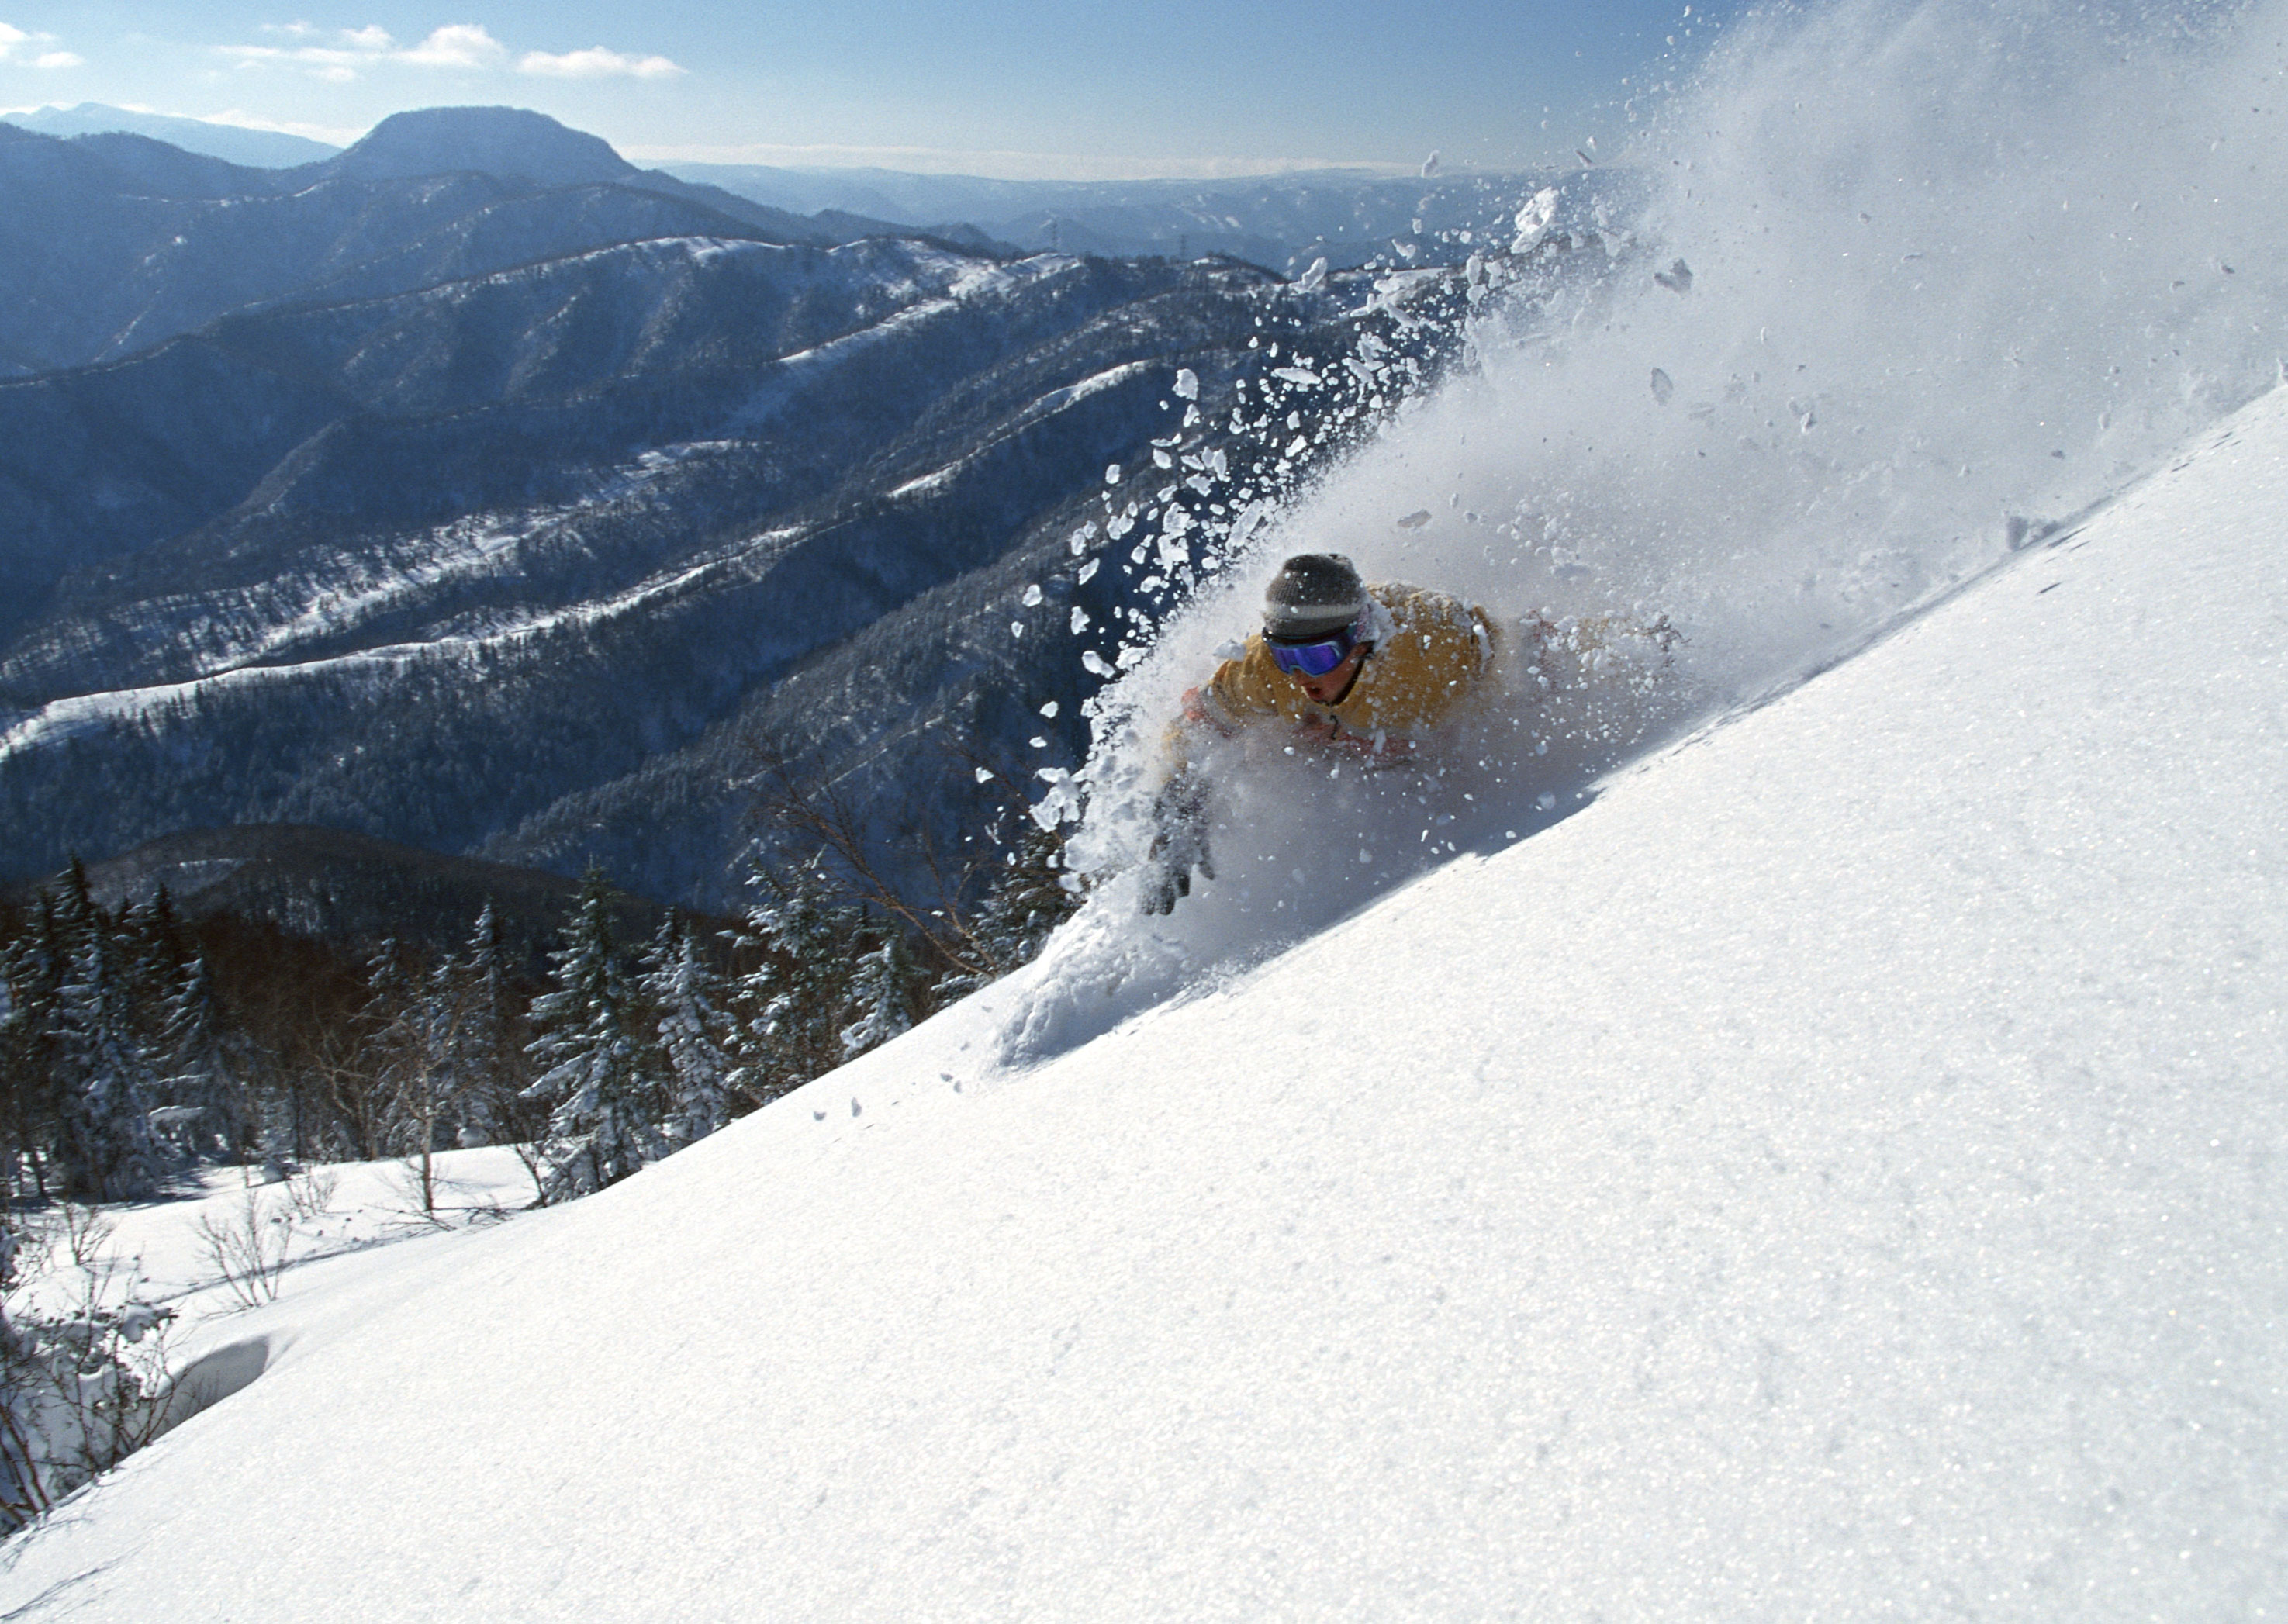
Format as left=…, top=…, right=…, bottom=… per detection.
left=1262, top=553, right=1365, bottom=641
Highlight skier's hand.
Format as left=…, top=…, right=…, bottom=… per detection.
left=1141, top=774, right=1214, bottom=915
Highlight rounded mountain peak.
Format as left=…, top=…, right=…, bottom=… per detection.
left=328, top=106, right=633, bottom=186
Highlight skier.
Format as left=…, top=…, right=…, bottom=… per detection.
left=1140, top=551, right=1679, bottom=914
left=1141, top=553, right=1498, bottom=914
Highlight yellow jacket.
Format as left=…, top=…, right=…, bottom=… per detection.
left=1180, top=582, right=1498, bottom=760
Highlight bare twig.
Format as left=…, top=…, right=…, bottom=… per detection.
left=192, top=1187, right=291, bottom=1309
left=277, top=1166, right=337, bottom=1222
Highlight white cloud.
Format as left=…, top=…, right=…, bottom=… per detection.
left=216, top=23, right=681, bottom=82
left=517, top=45, right=683, bottom=80
left=0, top=22, right=78, bottom=67
left=399, top=24, right=506, bottom=68
left=219, top=22, right=508, bottom=79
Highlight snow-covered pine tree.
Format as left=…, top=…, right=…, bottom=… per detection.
left=0, top=903, right=68, bottom=1199
left=935, top=817, right=1083, bottom=1001
left=737, top=853, right=860, bottom=1102
left=395, top=950, right=476, bottom=1215
left=158, top=952, right=245, bottom=1161
left=641, top=922, right=745, bottom=1149
left=522, top=868, right=666, bottom=1201
left=444, top=903, right=531, bottom=1149
left=51, top=917, right=164, bottom=1201
left=117, top=886, right=187, bottom=1049
left=840, top=930, right=916, bottom=1058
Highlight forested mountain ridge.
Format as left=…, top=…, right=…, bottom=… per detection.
left=0, top=107, right=898, bottom=380
left=0, top=104, right=1553, bottom=914
left=0, top=239, right=1440, bottom=907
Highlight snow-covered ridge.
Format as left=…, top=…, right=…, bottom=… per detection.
left=0, top=520, right=766, bottom=762
left=890, top=360, right=1153, bottom=499
left=727, top=253, right=1075, bottom=430
left=1, top=368, right=2277, bottom=1621
left=0, top=244, right=1074, bottom=733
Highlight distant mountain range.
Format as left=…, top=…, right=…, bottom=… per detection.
left=0, top=105, right=1599, bottom=919
left=667, top=164, right=1574, bottom=276
left=0, top=107, right=939, bottom=378
left=1, top=102, right=341, bottom=167
left=3, top=102, right=1572, bottom=283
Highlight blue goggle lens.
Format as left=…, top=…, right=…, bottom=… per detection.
left=1267, top=630, right=1356, bottom=676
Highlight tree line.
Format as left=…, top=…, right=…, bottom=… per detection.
left=0, top=811, right=1078, bottom=1211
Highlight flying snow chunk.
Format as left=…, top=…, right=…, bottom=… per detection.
left=1105, top=464, right=1123, bottom=485
left=1295, top=257, right=1329, bottom=292
left=1273, top=367, right=1322, bottom=387
left=1512, top=187, right=1560, bottom=254
left=1173, top=369, right=1199, bottom=400
left=1039, top=700, right=1059, bottom=718
left=1396, top=510, right=1432, bottom=530
left=1021, top=585, right=1044, bottom=607
left=1420, top=150, right=1440, bottom=178
left=1650, top=368, right=1675, bottom=406
left=1081, top=650, right=1115, bottom=678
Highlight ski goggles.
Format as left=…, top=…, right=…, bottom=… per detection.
left=1266, top=624, right=1358, bottom=677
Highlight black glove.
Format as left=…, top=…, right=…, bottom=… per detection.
left=1141, top=774, right=1214, bottom=915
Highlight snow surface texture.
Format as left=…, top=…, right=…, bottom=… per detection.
left=2, top=339, right=2281, bottom=1624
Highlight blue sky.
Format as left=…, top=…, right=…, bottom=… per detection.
left=0, top=1, right=1737, bottom=177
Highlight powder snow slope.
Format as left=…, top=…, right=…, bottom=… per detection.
left=2, top=390, right=2283, bottom=1618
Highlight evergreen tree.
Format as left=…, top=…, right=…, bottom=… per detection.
left=736, top=854, right=860, bottom=1102
left=840, top=930, right=916, bottom=1058
left=378, top=942, right=481, bottom=1212
left=936, top=819, right=1084, bottom=1000
left=522, top=869, right=665, bottom=1201
left=446, top=903, right=531, bottom=1149
left=51, top=923, right=163, bottom=1201
left=0, top=904, right=68, bottom=1199
left=158, top=952, right=244, bottom=1159
left=642, top=922, right=745, bottom=1149
left=118, top=886, right=188, bottom=1049
left=47, top=859, right=98, bottom=942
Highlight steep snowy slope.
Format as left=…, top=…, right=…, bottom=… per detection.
left=1, top=382, right=2279, bottom=1620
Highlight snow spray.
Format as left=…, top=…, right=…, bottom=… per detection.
left=1005, top=0, right=2288, bottom=1056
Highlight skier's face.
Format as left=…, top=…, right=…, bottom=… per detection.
left=1289, top=644, right=1365, bottom=705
